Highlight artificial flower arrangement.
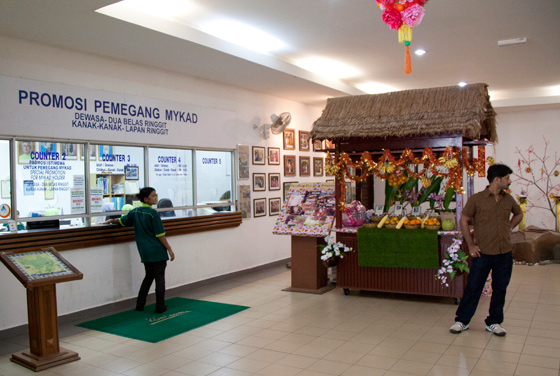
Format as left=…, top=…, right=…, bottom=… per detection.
left=318, top=233, right=353, bottom=266
left=436, top=237, right=469, bottom=287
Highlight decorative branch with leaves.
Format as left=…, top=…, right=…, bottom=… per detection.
left=512, top=137, right=560, bottom=231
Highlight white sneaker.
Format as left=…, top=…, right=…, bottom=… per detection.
left=486, top=323, right=506, bottom=336
left=450, top=321, right=469, bottom=334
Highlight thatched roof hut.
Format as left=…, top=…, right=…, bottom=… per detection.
left=311, top=83, right=497, bottom=142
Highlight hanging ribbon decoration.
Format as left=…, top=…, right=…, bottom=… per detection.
left=325, top=147, right=481, bottom=209
left=375, top=0, right=429, bottom=74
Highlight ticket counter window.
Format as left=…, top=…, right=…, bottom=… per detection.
left=15, top=141, right=86, bottom=219
left=196, top=150, right=234, bottom=215
left=90, top=144, right=145, bottom=214
left=148, top=148, right=193, bottom=217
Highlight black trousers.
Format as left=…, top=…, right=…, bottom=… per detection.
left=137, top=260, right=167, bottom=310
left=455, top=252, right=513, bottom=326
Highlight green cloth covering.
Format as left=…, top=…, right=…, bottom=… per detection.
left=357, top=227, right=439, bottom=269
left=77, top=297, right=249, bottom=343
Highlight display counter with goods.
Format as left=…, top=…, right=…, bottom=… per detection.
left=310, top=84, right=496, bottom=300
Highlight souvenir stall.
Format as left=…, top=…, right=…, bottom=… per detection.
left=310, top=83, right=496, bottom=300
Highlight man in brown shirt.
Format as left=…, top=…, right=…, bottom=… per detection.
left=450, top=164, right=522, bottom=336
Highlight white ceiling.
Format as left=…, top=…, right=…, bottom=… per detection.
left=1, top=0, right=559, bottom=108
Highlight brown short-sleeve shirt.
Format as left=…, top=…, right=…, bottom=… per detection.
left=462, top=187, right=522, bottom=255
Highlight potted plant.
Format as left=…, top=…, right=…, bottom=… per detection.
left=436, top=237, right=469, bottom=287
left=318, top=234, right=353, bottom=267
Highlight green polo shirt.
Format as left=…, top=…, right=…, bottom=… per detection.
left=119, top=204, right=168, bottom=263
left=462, top=187, right=522, bottom=255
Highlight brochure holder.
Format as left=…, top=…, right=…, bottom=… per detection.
left=0, top=247, right=83, bottom=371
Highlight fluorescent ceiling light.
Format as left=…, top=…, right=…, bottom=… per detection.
left=295, top=57, right=360, bottom=79
left=200, top=19, right=286, bottom=54
left=458, top=82, right=467, bottom=87
left=415, top=49, right=426, bottom=56
left=356, top=82, right=395, bottom=94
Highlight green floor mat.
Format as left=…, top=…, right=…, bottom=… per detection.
left=77, top=297, right=249, bottom=343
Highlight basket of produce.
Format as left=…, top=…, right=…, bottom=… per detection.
left=404, top=218, right=421, bottom=229
left=363, top=222, right=377, bottom=228
left=423, top=217, right=441, bottom=230
left=383, top=216, right=401, bottom=229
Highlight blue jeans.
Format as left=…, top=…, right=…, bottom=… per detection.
left=137, top=260, right=167, bottom=310
left=455, top=252, right=513, bottom=326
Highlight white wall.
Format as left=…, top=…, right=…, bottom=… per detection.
left=0, top=36, right=326, bottom=331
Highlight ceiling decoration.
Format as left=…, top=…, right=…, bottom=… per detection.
left=375, top=0, right=429, bottom=74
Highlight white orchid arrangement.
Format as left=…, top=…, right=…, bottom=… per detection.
left=436, top=237, right=469, bottom=287
left=318, top=234, right=353, bottom=262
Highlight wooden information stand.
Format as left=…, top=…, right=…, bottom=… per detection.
left=273, top=183, right=336, bottom=294
left=0, top=247, right=83, bottom=371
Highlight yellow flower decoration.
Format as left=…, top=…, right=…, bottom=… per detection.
left=420, top=176, right=431, bottom=188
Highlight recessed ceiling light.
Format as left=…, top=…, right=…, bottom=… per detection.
left=415, top=49, right=426, bottom=56
left=458, top=82, right=467, bottom=87
left=295, top=57, right=361, bottom=79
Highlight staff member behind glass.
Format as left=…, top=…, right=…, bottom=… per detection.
left=450, top=164, right=522, bottom=336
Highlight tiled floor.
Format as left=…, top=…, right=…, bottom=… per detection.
left=1, top=263, right=560, bottom=376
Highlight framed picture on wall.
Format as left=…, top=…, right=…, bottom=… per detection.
left=124, top=165, right=139, bottom=180
left=80, top=145, right=96, bottom=160
left=299, top=131, right=310, bottom=151
left=237, top=144, right=250, bottom=180
left=238, top=184, right=251, bottom=219
left=299, top=156, right=310, bottom=176
left=324, top=139, right=335, bottom=150
left=98, top=145, right=113, bottom=160
left=253, top=198, right=266, bottom=217
left=60, top=143, right=78, bottom=160
left=17, top=141, right=36, bottom=164
left=269, top=197, right=281, bottom=216
left=284, top=155, right=296, bottom=176
left=267, top=147, right=280, bottom=165
left=252, top=146, right=265, bottom=165
left=313, top=139, right=323, bottom=152
left=313, top=157, right=324, bottom=176
left=268, top=173, right=280, bottom=191
left=283, top=128, right=295, bottom=150
left=39, top=142, right=57, bottom=154
left=252, top=173, right=266, bottom=191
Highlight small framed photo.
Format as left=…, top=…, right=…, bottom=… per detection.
left=60, top=143, right=78, bottom=160
left=252, top=146, right=265, bottom=165
left=39, top=142, right=57, bottom=154
left=283, top=128, right=295, bottom=150
left=269, top=197, right=281, bottom=216
left=80, top=145, right=97, bottom=160
left=283, top=181, right=297, bottom=201
left=313, top=157, right=324, bottom=177
left=253, top=198, right=266, bottom=217
left=125, top=165, right=139, bottom=180
left=98, top=145, right=113, bottom=161
left=313, top=139, right=323, bottom=152
left=268, top=173, right=281, bottom=191
left=267, top=147, right=280, bottom=165
left=299, top=156, right=311, bottom=176
left=237, top=144, right=250, bottom=180
left=253, top=173, right=266, bottom=191
left=324, top=139, right=335, bottom=150
left=284, top=155, right=296, bottom=177
left=17, top=141, right=36, bottom=164
left=299, top=131, right=310, bottom=151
